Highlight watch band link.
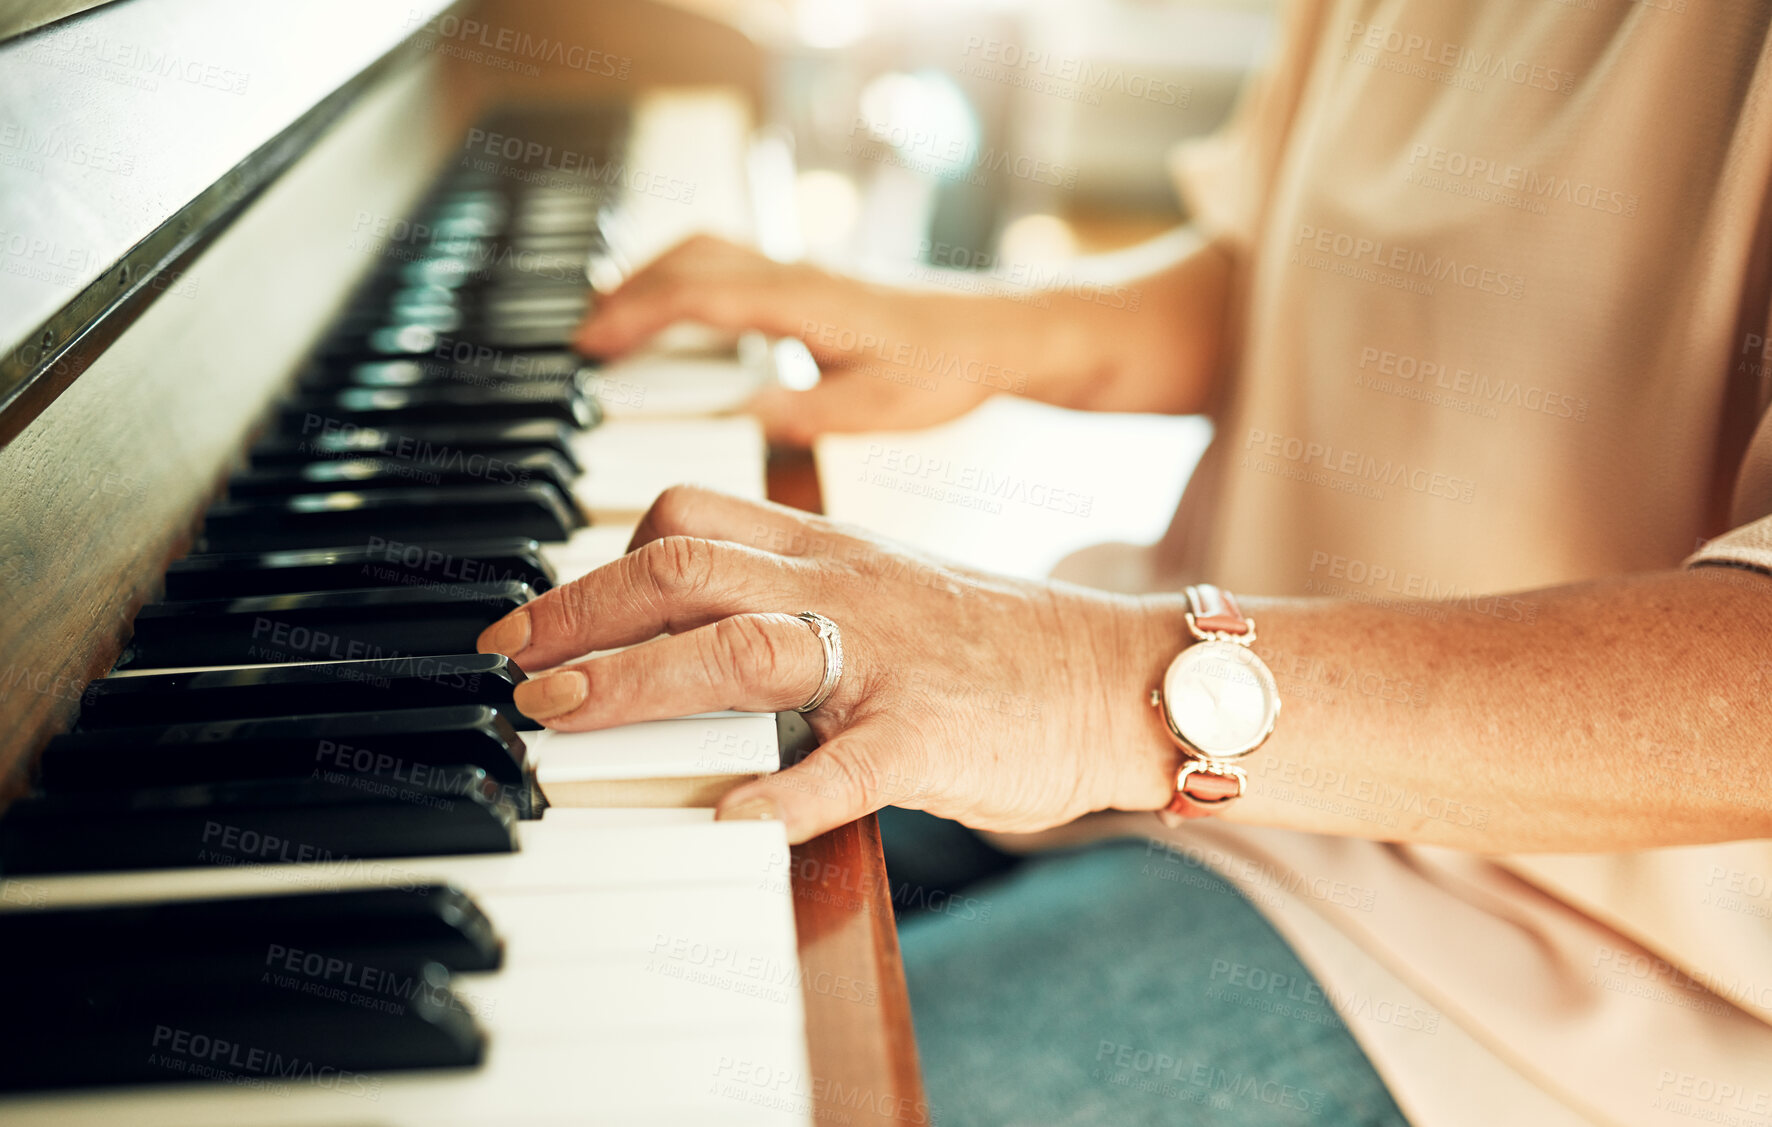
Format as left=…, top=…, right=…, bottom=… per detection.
left=1159, top=762, right=1247, bottom=826
left=1186, top=583, right=1254, bottom=639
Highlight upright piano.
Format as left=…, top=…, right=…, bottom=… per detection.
left=0, top=0, right=922, bottom=1121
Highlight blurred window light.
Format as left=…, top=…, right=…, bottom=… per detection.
left=794, top=168, right=861, bottom=259
left=998, top=213, right=1077, bottom=266
left=793, top=0, right=871, bottom=49
left=856, top=69, right=980, bottom=177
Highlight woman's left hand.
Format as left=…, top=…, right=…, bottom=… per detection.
left=475, top=486, right=1179, bottom=843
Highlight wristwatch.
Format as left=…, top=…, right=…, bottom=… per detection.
left=1150, top=584, right=1280, bottom=826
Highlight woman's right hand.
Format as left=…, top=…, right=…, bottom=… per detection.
left=573, top=235, right=1012, bottom=445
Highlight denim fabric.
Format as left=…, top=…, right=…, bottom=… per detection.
left=894, top=834, right=1411, bottom=1127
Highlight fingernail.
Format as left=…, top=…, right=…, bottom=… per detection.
left=717, top=794, right=783, bottom=823
left=477, top=609, right=530, bottom=657
left=515, top=669, right=587, bottom=720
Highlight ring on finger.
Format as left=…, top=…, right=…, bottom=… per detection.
left=792, top=611, right=844, bottom=713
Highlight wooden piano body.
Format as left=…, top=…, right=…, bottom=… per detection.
left=0, top=0, right=922, bottom=1120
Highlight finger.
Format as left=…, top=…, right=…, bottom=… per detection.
left=715, top=724, right=917, bottom=846
left=511, top=612, right=829, bottom=729
left=576, top=283, right=781, bottom=357
left=745, top=372, right=989, bottom=448
left=474, top=536, right=800, bottom=670
left=627, top=484, right=831, bottom=558
left=575, top=254, right=806, bottom=358
left=573, top=259, right=697, bottom=356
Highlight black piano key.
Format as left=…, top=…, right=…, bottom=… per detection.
left=396, top=255, right=485, bottom=288
left=478, top=289, right=596, bottom=317
left=279, top=383, right=597, bottom=429
left=116, top=582, right=536, bottom=670
left=466, top=320, right=581, bottom=350
left=162, top=538, right=556, bottom=599
left=198, top=485, right=581, bottom=553
left=46, top=705, right=530, bottom=793
left=0, top=770, right=521, bottom=875
left=328, top=312, right=585, bottom=354
left=76, top=655, right=534, bottom=730
left=327, top=314, right=593, bottom=360
left=43, top=718, right=538, bottom=818
left=225, top=449, right=579, bottom=502
left=355, top=279, right=591, bottom=315
left=0, top=885, right=503, bottom=975
left=332, top=305, right=465, bottom=334
left=1, top=959, right=484, bottom=1089
left=301, top=352, right=593, bottom=392
left=249, top=418, right=584, bottom=470
left=505, top=216, right=605, bottom=238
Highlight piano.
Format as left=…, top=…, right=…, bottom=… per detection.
left=0, top=0, right=922, bottom=1122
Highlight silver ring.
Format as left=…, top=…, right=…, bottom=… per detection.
left=792, top=612, right=844, bottom=713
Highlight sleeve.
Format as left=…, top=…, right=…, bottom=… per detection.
left=1686, top=41, right=1772, bottom=578
left=1686, top=410, right=1772, bottom=575
left=1167, top=0, right=1333, bottom=250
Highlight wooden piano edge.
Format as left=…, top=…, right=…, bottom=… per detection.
left=791, top=817, right=930, bottom=1127
left=769, top=445, right=929, bottom=1126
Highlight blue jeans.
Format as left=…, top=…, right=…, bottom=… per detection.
left=892, top=823, right=1410, bottom=1127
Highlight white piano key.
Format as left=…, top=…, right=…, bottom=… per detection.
left=542, top=523, right=639, bottom=581
left=0, top=1033, right=815, bottom=1126
left=530, top=713, right=779, bottom=784
left=619, top=90, right=755, bottom=257
left=536, top=806, right=714, bottom=826
left=462, top=950, right=805, bottom=1037
left=471, top=881, right=798, bottom=965
left=580, top=416, right=766, bottom=464
left=573, top=458, right=768, bottom=515
left=0, top=819, right=795, bottom=909
left=591, top=352, right=768, bottom=418
left=572, top=416, right=768, bottom=514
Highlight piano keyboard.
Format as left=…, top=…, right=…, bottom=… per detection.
left=0, top=812, right=812, bottom=1125
left=0, top=100, right=814, bottom=1125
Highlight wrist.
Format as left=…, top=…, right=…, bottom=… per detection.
left=912, top=289, right=1105, bottom=409
left=1019, top=296, right=1117, bottom=410
left=1105, top=594, right=1194, bottom=813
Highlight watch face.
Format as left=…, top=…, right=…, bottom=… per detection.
left=1161, top=641, right=1279, bottom=758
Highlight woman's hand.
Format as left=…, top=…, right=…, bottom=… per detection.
left=575, top=233, right=1237, bottom=439
left=575, top=235, right=1003, bottom=445
left=475, top=485, right=1181, bottom=843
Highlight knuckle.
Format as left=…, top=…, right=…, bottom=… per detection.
left=539, top=578, right=595, bottom=640
left=645, top=485, right=701, bottom=536
left=637, top=535, right=715, bottom=602
left=658, top=281, right=695, bottom=320
left=709, top=614, right=790, bottom=697
left=699, top=288, right=746, bottom=327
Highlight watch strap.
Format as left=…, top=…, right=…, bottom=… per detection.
left=1158, top=762, right=1247, bottom=826
left=1186, top=583, right=1253, bottom=640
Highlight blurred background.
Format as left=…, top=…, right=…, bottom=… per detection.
left=456, top=0, right=1277, bottom=579
left=756, top=0, right=1272, bottom=268
left=750, top=0, right=1274, bottom=578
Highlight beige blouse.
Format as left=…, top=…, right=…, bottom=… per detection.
left=1047, top=2, right=1772, bottom=1124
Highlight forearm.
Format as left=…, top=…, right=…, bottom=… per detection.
left=885, top=232, right=1234, bottom=416
left=1112, top=566, right=1772, bottom=852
